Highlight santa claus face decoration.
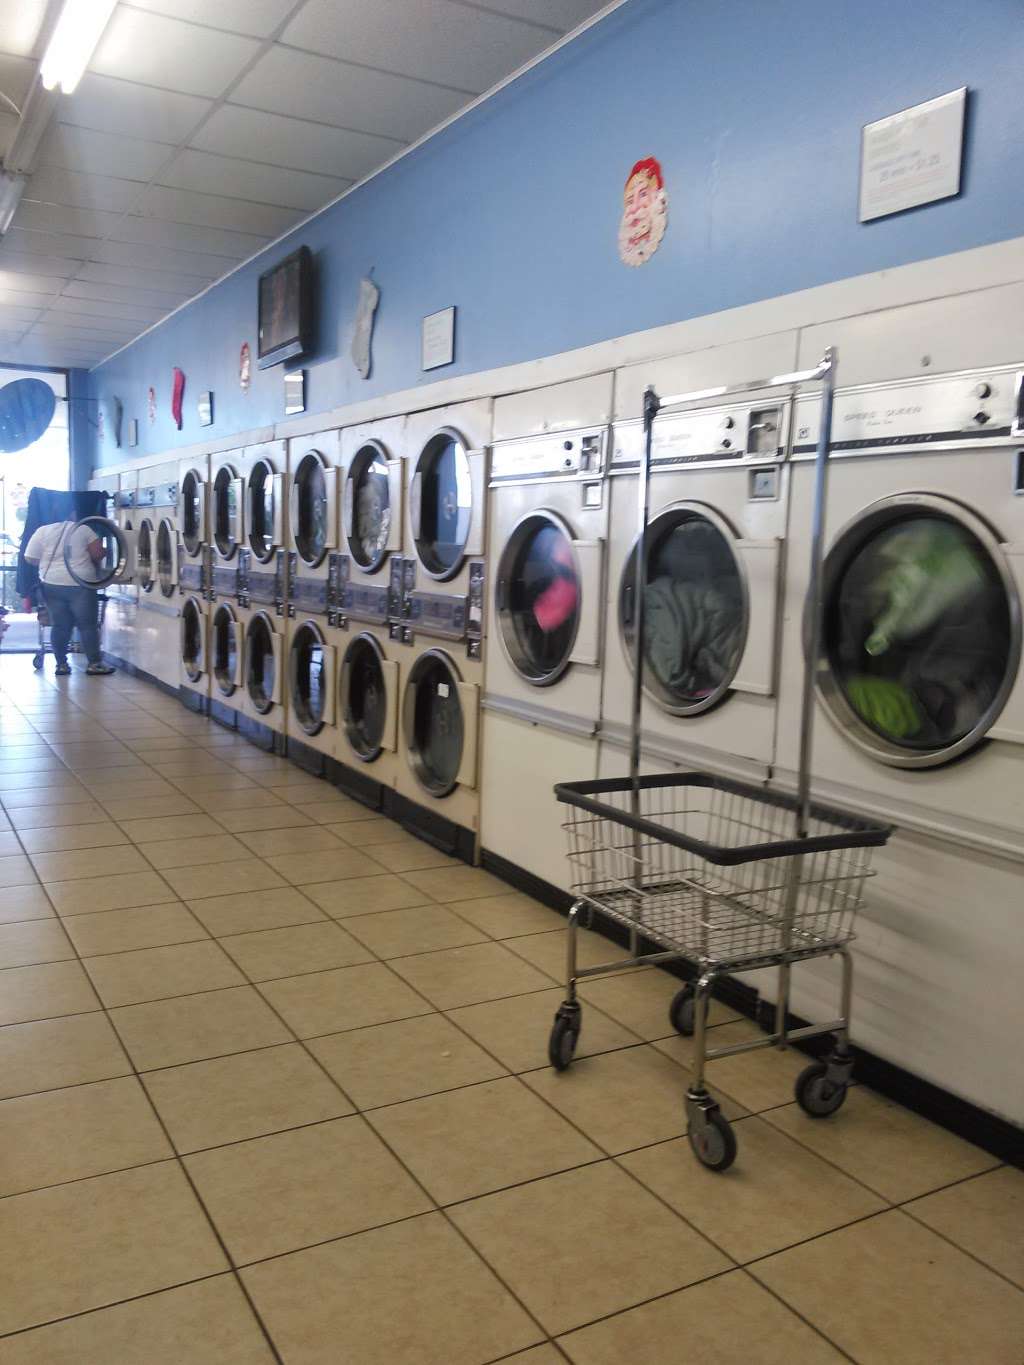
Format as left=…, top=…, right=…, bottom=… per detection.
left=618, top=157, right=667, bottom=267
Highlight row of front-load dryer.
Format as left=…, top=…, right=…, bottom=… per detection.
left=96, top=399, right=491, bottom=854
left=94, top=355, right=1024, bottom=885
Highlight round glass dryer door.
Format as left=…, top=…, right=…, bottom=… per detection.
left=498, top=513, right=581, bottom=685
left=404, top=649, right=464, bottom=796
left=342, top=633, right=387, bottom=761
left=347, top=442, right=391, bottom=572
left=413, top=431, right=472, bottom=579
left=293, top=451, right=328, bottom=567
left=212, top=465, right=240, bottom=559
left=156, top=519, right=176, bottom=598
left=60, top=516, right=128, bottom=589
left=245, top=613, right=277, bottom=714
left=180, top=597, right=203, bottom=682
left=247, top=459, right=277, bottom=563
left=211, top=603, right=239, bottom=696
left=289, top=620, right=328, bottom=735
left=821, top=499, right=1019, bottom=767
left=620, top=506, right=746, bottom=715
left=137, top=519, right=154, bottom=591
left=180, top=468, right=204, bottom=556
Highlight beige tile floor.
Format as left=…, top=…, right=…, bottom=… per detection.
left=0, top=657, right=1022, bottom=1364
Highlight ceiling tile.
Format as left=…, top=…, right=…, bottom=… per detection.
left=60, top=72, right=213, bottom=144
left=0, top=288, right=61, bottom=311
left=158, top=148, right=348, bottom=211
left=283, top=0, right=553, bottom=92
left=232, top=46, right=470, bottom=143
left=63, top=279, right=190, bottom=309
left=1, top=228, right=94, bottom=261
left=12, top=200, right=124, bottom=240
left=0, top=250, right=81, bottom=279
left=39, top=125, right=170, bottom=180
left=0, top=52, right=36, bottom=108
left=193, top=104, right=404, bottom=180
left=82, top=238, right=236, bottom=276
left=126, top=0, right=298, bottom=38
left=28, top=322, right=137, bottom=343
left=47, top=296, right=165, bottom=323
left=0, top=305, right=43, bottom=324
left=465, top=0, right=606, bottom=31
left=26, top=166, right=143, bottom=214
left=139, top=184, right=301, bottom=237
left=0, top=269, right=63, bottom=295
left=0, top=1, right=47, bottom=57
left=90, top=8, right=261, bottom=99
left=111, top=215, right=269, bottom=259
left=77, top=261, right=215, bottom=294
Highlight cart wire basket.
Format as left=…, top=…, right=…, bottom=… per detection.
left=546, top=346, right=895, bottom=1172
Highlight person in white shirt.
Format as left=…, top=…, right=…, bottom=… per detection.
left=23, top=517, right=115, bottom=676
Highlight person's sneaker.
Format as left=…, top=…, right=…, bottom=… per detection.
left=54, top=662, right=71, bottom=676
left=85, top=662, right=115, bottom=675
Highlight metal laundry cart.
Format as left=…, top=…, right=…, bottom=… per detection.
left=547, top=349, right=894, bottom=1170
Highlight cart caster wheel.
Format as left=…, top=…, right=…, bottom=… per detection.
left=31, top=652, right=43, bottom=670
left=548, top=1006, right=581, bottom=1072
left=688, top=1110, right=737, bottom=1171
left=669, top=984, right=696, bottom=1036
left=795, top=1061, right=848, bottom=1117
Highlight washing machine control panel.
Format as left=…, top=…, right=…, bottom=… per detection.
left=612, top=400, right=787, bottom=468
left=792, top=364, right=1024, bottom=456
left=237, top=549, right=286, bottom=612
left=210, top=562, right=239, bottom=601
left=328, top=554, right=391, bottom=628
left=490, top=427, right=607, bottom=482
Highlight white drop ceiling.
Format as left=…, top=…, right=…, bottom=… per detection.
left=0, top=0, right=609, bottom=372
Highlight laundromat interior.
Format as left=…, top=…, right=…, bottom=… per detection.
left=0, top=1, right=1022, bottom=1360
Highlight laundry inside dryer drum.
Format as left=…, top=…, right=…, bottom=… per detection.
left=137, top=519, right=154, bottom=591
left=500, top=514, right=580, bottom=685
left=181, top=599, right=203, bottom=682
left=180, top=469, right=203, bottom=556
left=621, top=509, right=746, bottom=714
left=294, top=452, right=328, bottom=566
left=824, top=509, right=1014, bottom=759
left=290, top=622, right=328, bottom=735
left=343, top=634, right=386, bottom=760
left=213, top=466, right=239, bottom=558
left=212, top=605, right=238, bottom=696
left=406, top=652, right=463, bottom=796
left=245, top=614, right=276, bottom=714
left=156, top=519, right=175, bottom=598
left=417, top=433, right=471, bottom=576
left=248, top=460, right=276, bottom=562
left=349, top=444, right=391, bottom=571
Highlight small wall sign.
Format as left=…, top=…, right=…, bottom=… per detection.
left=421, top=306, right=455, bottom=371
left=198, top=391, right=214, bottom=426
left=619, top=157, right=667, bottom=267
left=284, top=369, right=306, bottom=415
left=859, top=87, right=967, bottom=222
left=128, top=418, right=138, bottom=448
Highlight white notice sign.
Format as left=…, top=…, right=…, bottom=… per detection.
left=422, top=306, right=455, bottom=370
left=859, top=87, right=966, bottom=222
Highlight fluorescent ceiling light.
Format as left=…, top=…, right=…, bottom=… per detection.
left=40, top=0, right=118, bottom=95
left=0, top=171, right=27, bottom=236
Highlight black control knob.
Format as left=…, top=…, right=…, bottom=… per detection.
left=975, top=382, right=992, bottom=399
left=973, top=410, right=990, bottom=425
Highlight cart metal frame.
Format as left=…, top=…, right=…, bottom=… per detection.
left=547, top=348, right=894, bottom=1170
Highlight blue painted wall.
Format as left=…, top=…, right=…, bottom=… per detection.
left=89, top=0, right=1024, bottom=467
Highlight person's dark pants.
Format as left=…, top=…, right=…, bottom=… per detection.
left=42, top=585, right=102, bottom=666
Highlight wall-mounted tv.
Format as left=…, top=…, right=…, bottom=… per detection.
left=257, top=245, right=313, bottom=370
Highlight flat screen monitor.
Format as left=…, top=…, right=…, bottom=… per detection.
left=257, top=246, right=312, bottom=369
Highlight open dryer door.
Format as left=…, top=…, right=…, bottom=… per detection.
left=60, top=517, right=136, bottom=589
left=178, top=468, right=206, bottom=556
left=455, top=680, right=480, bottom=789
